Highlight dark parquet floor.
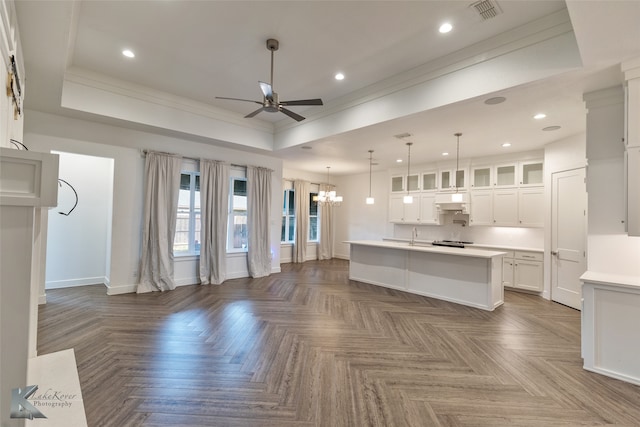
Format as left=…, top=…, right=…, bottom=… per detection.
left=37, top=259, right=640, bottom=426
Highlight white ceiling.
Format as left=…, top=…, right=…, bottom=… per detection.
left=14, top=1, right=640, bottom=175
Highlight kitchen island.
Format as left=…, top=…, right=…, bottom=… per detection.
left=345, top=240, right=506, bottom=311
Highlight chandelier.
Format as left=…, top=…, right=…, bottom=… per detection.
left=316, top=166, right=343, bottom=206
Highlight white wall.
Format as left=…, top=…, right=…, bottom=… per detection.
left=334, top=170, right=393, bottom=259
left=25, top=110, right=284, bottom=296
left=45, top=151, right=114, bottom=289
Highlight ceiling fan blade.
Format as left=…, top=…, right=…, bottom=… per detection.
left=245, top=107, right=266, bottom=118
left=279, top=107, right=306, bottom=122
left=280, top=98, right=324, bottom=106
left=259, top=81, right=273, bottom=100
left=216, top=96, right=262, bottom=105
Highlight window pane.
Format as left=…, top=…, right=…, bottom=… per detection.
left=288, top=190, right=295, bottom=215
left=281, top=217, right=286, bottom=241
left=289, top=217, right=295, bottom=242
left=234, top=179, right=247, bottom=196
left=309, top=216, right=318, bottom=241
left=232, top=212, right=248, bottom=249
left=174, top=172, right=201, bottom=254
left=309, top=193, right=318, bottom=215
left=174, top=185, right=191, bottom=252
left=179, top=173, right=191, bottom=190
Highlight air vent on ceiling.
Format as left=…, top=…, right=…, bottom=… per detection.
left=471, top=0, right=502, bottom=21
left=394, top=132, right=413, bottom=140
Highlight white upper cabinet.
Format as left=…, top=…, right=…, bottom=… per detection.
left=519, top=160, right=543, bottom=187
left=492, top=189, right=519, bottom=226
left=469, top=190, right=493, bottom=226
left=421, top=171, right=438, bottom=192
left=471, top=166, right=492, bottom=189
left=440, top=168, right=468, bottom=191
left=390, top=175, right=405, bottom=193
left=419, top=193, right=440, bottom=224
left=407, top=173, right=420, bottom=192
left=494, top=163, right=518, bottom=187
left=518, top=187, right=544, bottom=227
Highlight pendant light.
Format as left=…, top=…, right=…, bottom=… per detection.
left=403, top=142, right=413, bottom=204
left=452, top=132, right=463, bottom=202
left=316, top=166, right=343, bottom=206
left=366, top=150, right=375, bottom=205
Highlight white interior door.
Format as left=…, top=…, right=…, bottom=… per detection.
left=551, top=168, right=587, bottom=310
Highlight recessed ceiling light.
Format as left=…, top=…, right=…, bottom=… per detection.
left=442, top=152, right=449, bottom=156
left=542, top=125, right=561, bottom=131
left=502, top=142, right=511, bottom=147
left=484, top=96, right=506, bottom=105
left=335, top=72, right=345, bottom=81
left=533, top=113, right=547, bottom=120
left=439, top=22, right=453, bottom=33
left=122, top=49, right=135, bottom=58
left=396, top=159, right=403, bottom=163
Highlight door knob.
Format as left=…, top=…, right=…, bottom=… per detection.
left=551, top=251, right=558, bottom=256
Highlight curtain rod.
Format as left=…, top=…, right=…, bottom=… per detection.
left=283, top=177, right=335, bottom=188
left=140, top=149, right=269, bottom=171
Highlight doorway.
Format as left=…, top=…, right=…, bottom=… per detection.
left=46, top=151, right=114, bottom=289
left=551, top=167, right=587, bottom=310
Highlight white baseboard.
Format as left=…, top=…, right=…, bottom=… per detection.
left=38, top=292, right=47, bottom=305
left=334, top=253, right=350, bottom=260
left=46, top=276, right=107, bottom=289
left=105, top=267, right=283, bottom=296
left=105, top=283, right=136, bottom=295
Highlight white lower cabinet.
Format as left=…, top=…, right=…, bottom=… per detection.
left=581, top=272, right=640, bottom=386
left=503, top=250, right=543, bottom=292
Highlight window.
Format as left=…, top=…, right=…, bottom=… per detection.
left=309, top=192, right=319, bottom=242
left=282, top=189, right=295, bottom=243
left=174, top=172, right=200, bottom=254
left=228, top=177, right=248, bottom=252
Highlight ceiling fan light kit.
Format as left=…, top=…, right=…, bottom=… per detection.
left=216, top=39, right=323, bottom=121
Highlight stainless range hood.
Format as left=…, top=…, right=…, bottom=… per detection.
left=435, top=192, right=470, bottom=213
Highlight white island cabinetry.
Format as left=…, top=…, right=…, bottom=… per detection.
left=346, top=241, right=505, bottom=311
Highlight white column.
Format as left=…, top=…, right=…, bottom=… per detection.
left=0, top=149, right=58, bottom=426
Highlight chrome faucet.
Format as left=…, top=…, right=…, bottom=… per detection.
left=410, top=227, right=418, bottom=245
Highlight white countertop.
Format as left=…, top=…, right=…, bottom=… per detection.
left=581, top=271, right=640, bottom=290
left=345, top=240, right=506, bottom=259
left=382, top=238, right=543, bottom=253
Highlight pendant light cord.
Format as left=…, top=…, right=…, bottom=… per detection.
left=454, top=133, right=462, bottom=193
left=406, top=142, right=412, bottom=194
left=368, top=150, right=373, bottom=197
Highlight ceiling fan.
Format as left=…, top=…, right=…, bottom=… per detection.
left=216, top=39, right=323, bottom=122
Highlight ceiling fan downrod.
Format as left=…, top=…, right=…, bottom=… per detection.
left=266, top=38, right=279, bottom=88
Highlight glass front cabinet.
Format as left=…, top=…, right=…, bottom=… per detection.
left=439, top=168, right=467, bottom=191
left=421, top=171, right=438, bottom=192
left=390, top=175, right=405, bottom=193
